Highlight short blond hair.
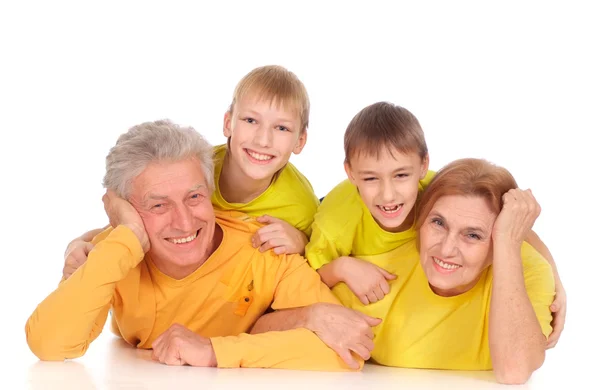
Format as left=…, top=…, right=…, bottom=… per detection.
left=228, top=65, right=310, bottom=132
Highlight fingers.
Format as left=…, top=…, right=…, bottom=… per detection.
left=349, top=344, right=371, bottom=361
left=83, top=242, right=95, bottom=255
left=546, top=301, right=566, bottom=349
left=366, top=290, right=378, bottom=304
left=358, top=294, right=370, bottom=306
left=336, top=348, right=359, bottom=370
left=258, top=237, right=287, bottom=253
left=360, top=337, right=375, bottom=352
left=359, top=312, right=382, bottom=328
left=379, top=279, right=391, bottom=295
left=377, top=267, right=397, bottom=281
left=373, top=285, right=385, bottom=301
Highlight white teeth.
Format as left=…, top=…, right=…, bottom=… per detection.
left=247, top=150, right=273, bottom=161
left=379, top=204, right=401, bottom=213
left=168, top=232, right=197, bottom=244
left=433, top=257, right=460, bottom=270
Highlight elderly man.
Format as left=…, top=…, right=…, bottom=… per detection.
left=25, top=120, right=376, bottom=370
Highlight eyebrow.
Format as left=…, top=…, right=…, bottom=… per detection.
left=242, top=109, right=296, bottom=125
left=144, top=184, right=207, bottom=203
left=429, top=211, right=489, bottom=235
left=358, top=166, right=414, bottom=175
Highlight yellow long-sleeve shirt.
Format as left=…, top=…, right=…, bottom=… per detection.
left=332, top=239, right=555, bottom=370
left=212, top=144, right=320, bottom=237
left=25, top=210, right=358, bottom=371
left=306, top=171, right=436, bottom=270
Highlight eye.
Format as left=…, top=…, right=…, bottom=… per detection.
left=153, top=204, right=165, bottom=209
left=363, top=177, right=377, bottom=182
left=395, top=173, right=409, bottom=178
left=430, top=218, right=444, bottom=227
left=276, top=125, right=289, bottom=132
left=467, top=233, right=482, bottom=240
left=190, top=193, right=203, bottom=199
left=244, top=117, right=257, bottom=124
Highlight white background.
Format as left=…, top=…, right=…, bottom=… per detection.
left=1, top=0, right=598, bottom=388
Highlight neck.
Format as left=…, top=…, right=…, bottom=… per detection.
left=150, top=224, right=224, bottom=280
left=219, top=152, right=272, bottom=203
left=430, top=274, right=483, bottom=297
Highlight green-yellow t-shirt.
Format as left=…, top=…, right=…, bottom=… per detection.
left=332, top=239, right=555, bottom=370
left=211, top=144, right=320, bottom=237
left=305, top=170, right=436, bottom=269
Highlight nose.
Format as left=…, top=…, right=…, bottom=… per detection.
left=171, top=205, right=194, bottom=233
left=381, top=179, right=395, bottom=203
left=439, top=233, right=459, bottom=258
left=253, top=123, right=273, bottom=148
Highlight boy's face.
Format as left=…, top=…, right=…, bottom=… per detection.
left=223, top=94, right=306, bottom=183
left=345, top=148, right=429, bottom=233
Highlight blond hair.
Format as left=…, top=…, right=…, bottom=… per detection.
left=228, top=65, right=310, bottom=132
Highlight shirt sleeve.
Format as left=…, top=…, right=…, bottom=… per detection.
left=305, top=218, right=352, bottom=270
left=521, top=244, right=556, bottom=338
left=210, top=329, right=362, bottom=371
left=25, top=225, right=144, bottom=360
left=209, top=254, right=363, bottom=371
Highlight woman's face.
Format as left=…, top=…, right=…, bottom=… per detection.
left=419, top=194, right=497, bottom=297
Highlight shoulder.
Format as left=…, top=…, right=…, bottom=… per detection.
left=314, top=179, right=363, bottom=231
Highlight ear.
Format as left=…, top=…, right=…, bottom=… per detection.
left=223, top=111, right=233, bottom=138
left=292, top=130, right=308, bottom=155
left=344, top=161, right=357, bottom=185
left=420, top=153, right=430, bottom=180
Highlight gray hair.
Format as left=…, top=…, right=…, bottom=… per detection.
left=103, top=119, right=214, bottom=198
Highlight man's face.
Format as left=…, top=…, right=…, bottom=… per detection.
left=129, top=158, right=217, bottom=272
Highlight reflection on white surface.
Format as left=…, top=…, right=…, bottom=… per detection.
left=21, top=330, right=581, bottom=390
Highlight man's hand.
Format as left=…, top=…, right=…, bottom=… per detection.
left=103, top=190, right=150, bottom=253
left=151, top=324, right=217, bottom=367
left=62, top=240, right=94, bottom=280
left=252, top=215, right=308, bottom=255
left=337, top=256, right=396, bottom=305
left=547, top=279, right=566, bottom=349
left=306, top=303, right=381, bottom=369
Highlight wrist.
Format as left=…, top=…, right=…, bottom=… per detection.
left=124, top=223, right=150, bottom=253
left=303, top=304, right=322, bottom=333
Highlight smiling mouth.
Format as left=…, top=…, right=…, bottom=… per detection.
left=433, top=256, right=461, bottom=270
left=165, top=229, right=200, bottom=245
left=245, top=149, right=275, bottom=162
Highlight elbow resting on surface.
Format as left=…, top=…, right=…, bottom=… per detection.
left=494, top=351, right=546, bottom=385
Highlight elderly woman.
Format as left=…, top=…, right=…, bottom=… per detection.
left=331, top=158, right=555, bottom=384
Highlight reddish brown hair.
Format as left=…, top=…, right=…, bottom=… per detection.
left=416, top=158, right=518, bottom=229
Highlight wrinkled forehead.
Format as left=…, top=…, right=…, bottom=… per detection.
left=431, top=195, right=497, bottom=231
left=131, top=159, right=210, bottom=199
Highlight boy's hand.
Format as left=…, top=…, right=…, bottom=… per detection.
left=151, top=324, right=217, bottom=367
left=63, top=240, right=94, bottom=280
left=492, top=189, right=541, bottom=248
left=252, top=215, right=308, bottom=255
left=338, top=256, right=396, bottom=305
left=547, top=279, right=567, bottom=349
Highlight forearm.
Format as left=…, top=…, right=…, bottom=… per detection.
left=526, top=230, right=562, bottom=285
left=211, top=328, right=362, bottom=371
left=490, top=244, right=546, bottom=384
left=316, top=258, right=345, bottom=288
left=250, top=306, right=311, bottom=334
left=26, top=225, right=143, bottom=360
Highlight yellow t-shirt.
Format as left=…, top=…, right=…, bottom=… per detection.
left=212, top=144, right=319, bottom=237
left=305, top=170, right=436, bottom=270
left=332, top=239, right=555, bottom=370
left=25, top=210, right=358, bottom=371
